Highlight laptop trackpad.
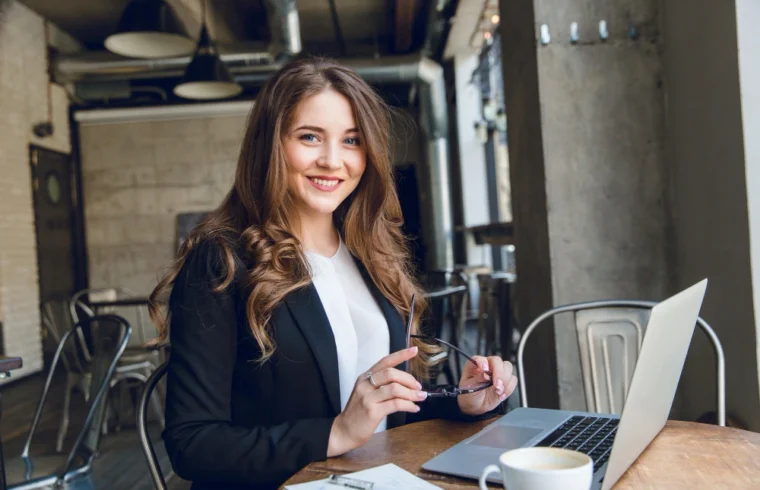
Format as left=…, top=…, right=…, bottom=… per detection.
left=468, top=425, right=543, bottom=450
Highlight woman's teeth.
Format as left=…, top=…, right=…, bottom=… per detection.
left=310, top=178, right=339, bottom=187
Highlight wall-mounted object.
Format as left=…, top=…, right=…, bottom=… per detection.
left=599, top=20, right=609, bottom=41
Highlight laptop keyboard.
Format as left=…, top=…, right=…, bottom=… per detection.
left=534, top=415, right=619, bottom=473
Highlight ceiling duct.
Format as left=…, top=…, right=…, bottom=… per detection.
left=263, top=0, right=301, bottom=57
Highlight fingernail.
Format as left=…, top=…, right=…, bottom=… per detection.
left=417, top=391, right=428, bottom=400
left=497, top=379, right=504, bottom=391
left=415, top=405, right=421, bottom=412
left=500, top=393, right=508, bottom=401
left=410, top=346, right=418, bottom=354
left=480, top=362, right=488, bottom=371
left=416, top=381, right=423, bottom=390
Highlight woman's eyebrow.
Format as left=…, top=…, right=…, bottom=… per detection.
left=293, top=125, right=324, bottom=132
left=293, top=125, right=359, bottom=133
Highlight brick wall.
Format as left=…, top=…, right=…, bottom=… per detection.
left=0, top=1, right=72, bottom=380
left=77, top=109, right=248, bottom=313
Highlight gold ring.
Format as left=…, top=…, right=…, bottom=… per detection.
left=366, top=371, right=379, bottom=388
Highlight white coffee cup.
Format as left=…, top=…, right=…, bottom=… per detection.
left=478, top=447, right=593, bottom=490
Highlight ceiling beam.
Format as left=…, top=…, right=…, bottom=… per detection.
left=169, top=0, right=263, bottom=45
left=393, top=0, right=422, bottom=53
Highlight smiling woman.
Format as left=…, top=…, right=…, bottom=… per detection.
left=147, top=57, right=516, bottom=490
left=283, top=89, right=366, bottom=234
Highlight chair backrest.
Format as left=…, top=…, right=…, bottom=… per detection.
left=138, top=360, right=169, bottom=490
left=422, top=270, right=469, bottom=335
left=422, top=286, right=468, bottom=339
left=517, top=300, right=726, bottom=426
left=23, top=314, right=131, bottom=478
left=71, top=287, right=150, bottom=347
left=41, top=301, right=88, bottom=374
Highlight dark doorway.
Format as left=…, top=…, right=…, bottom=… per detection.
left=31, top=146, right=85, bottom=364
left=395, top=163, right=425, bottom=273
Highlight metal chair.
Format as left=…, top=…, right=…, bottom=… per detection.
left=69, top=289, right=164, bottom=434
left=476, top=272, right=517, bottom=357
left=6, top=315, right=130, bottom=489
left=422, top=270, right=469, bottom=384
left=516, top=300, right=726, bottom=426
left=40, top=302, right=96, bottom=453
left=137, top=360, right=169, bottom=490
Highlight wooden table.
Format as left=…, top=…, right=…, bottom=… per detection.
left=284, top=417, right=760, bottom=489
left=457, top=223, right=514, bottom=246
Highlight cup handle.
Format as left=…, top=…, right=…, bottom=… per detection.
left=479, top=464, right=501, bottom=489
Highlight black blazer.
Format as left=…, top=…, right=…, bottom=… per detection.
left=163, top=240, right=500, bottom=489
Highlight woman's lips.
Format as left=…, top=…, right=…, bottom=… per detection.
left=307, top=176, right=343, bottom=192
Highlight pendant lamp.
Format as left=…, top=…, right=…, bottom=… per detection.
left=105, top=0, right=195, bottom=58
left=173, top=0, right=242, bottom=100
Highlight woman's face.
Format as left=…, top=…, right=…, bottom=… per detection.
left=283, top=88, right=367, bottom=221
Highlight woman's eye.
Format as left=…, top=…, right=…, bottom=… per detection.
left=300, top=133, right=318, bottom=143
left=344, top=137, right=360, bottom=146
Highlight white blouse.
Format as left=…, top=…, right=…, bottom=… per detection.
left=305, top=238, right=390, bottom=432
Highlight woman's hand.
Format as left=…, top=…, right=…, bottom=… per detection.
left=457, top=356, right=518, bottom=416
left=327, top=346, right=428, bottom=457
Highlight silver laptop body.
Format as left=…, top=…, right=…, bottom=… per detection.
left=421, top=280, right=707, bottom=490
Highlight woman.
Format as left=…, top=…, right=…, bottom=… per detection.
left=149, top=57, right=518, bottom=489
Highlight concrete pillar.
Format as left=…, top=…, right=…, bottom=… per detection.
left=664, top=0, right=760, bottom=430
left=498, top=0, right=670, bottom=409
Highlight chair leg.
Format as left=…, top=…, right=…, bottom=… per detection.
left=102, top=377, right=121, bottom=436
left=101, top=393, right=111, bottom=436
left=115, top=380, right=130, bottom=433
left=57, top=377, right=76, bottom=452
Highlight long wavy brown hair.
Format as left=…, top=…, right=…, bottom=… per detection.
left=148, top=57, right=438, bottom=377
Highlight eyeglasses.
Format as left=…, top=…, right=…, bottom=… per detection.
left=406, top=293, right=493, bottom=397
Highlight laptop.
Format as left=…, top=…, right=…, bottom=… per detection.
left=421, top=279, right=708, bottom=490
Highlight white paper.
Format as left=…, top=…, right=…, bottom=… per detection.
left=285, top=463, right=442, bottom=490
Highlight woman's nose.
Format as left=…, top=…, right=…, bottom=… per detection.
left=317, top=143, right=342, bottom=169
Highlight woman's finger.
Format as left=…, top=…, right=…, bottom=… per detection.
left=467, top=355, right=490, bottom=374
left=505, top=373, right=518, bottom=394
left=488, top=356, right=511, bottom=395
left=371, top=346, right=418, bottom=372
left=368, top=382, right=428, bottom=404
left=370, top=367, right=422, bottom=390
left=377, top=398, right=421, bottom=416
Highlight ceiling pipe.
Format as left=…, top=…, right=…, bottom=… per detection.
left=53, top=49, right=274, bottom=84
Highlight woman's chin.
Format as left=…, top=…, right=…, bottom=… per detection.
left=301, top=201, right=341, bottom=217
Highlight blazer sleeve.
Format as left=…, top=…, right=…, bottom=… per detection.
left=163, top=241, right=336, bottom=487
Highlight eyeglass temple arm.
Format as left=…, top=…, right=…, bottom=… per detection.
left=409, top=334, right=492, bottom=378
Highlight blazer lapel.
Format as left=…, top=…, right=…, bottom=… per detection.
left=285, top=284, right=342, bottom=415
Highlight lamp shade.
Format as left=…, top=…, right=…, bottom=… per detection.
left=105, top=0, right=195, bottom=58
left=173, top=26, right=242, bottom=100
